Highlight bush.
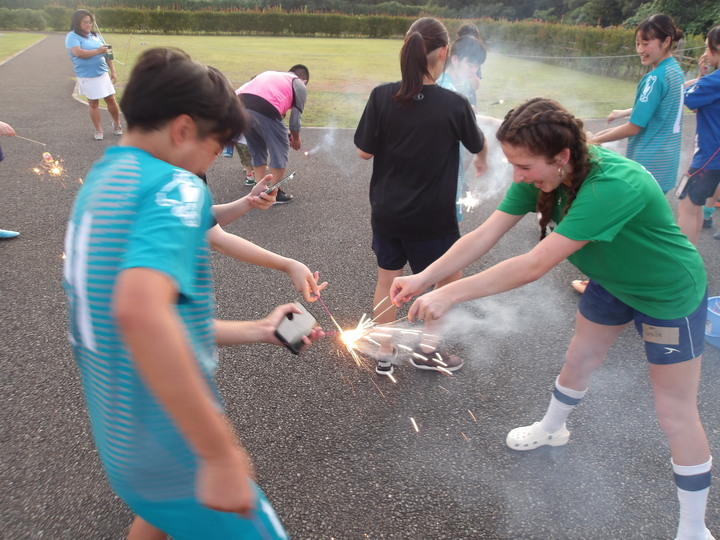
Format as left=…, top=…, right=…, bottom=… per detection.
left=0, top=7, right=46, bottom=30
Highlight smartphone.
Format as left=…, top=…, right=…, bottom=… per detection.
left=274, top=301, right=317, bottom=355
left=264, top=171, right=296, bottom=195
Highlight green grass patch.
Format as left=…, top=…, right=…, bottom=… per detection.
left=0, top=31, right=45, bottom=63
left=82, top=33, right=639, bottom=126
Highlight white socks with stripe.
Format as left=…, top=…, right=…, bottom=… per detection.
left=538, top=377, right=587, bottom=434
left=674, top=456, right=712, bottom=540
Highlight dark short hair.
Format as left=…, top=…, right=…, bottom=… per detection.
left=120, top=47, right=246, bottom=144
left=636, top=13, right=684, bottom=44
left=71, top=9, right=94, bottom=37
left=707, top=25, right=720, bottom=53
left=289, top=64, right=310, bottom=83
left=450, top=35, right=486, bottom=65
left=457, top=23, right=480, bottom=39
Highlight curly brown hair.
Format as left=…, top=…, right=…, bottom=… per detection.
left=496, top=98, right=592, bottom=240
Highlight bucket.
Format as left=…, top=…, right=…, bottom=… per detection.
left=706, top=296, right=720, bottom=348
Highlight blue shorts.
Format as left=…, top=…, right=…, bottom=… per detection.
left=125, top=481, right=288, bottom=540
left=244, top=110, right=289, bottom=170
left=678, top=168, right=720, bottom=206
left=372, top=231, right=459, bottom=274
left=578, top=280, right=707, bottom=364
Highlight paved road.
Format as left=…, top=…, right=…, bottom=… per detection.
left=1, top=33, right=719, bottom=539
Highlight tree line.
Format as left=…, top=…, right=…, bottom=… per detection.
left=0, top=0, right=717, bottom=34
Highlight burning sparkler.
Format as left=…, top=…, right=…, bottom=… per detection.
left=33, top=151, right=65, bottom=178
left=318, top=296, right=451, bottom=383
left=457, top=190, right=480, bottom=212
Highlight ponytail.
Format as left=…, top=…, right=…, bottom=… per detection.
left=636, top=13, right=684, bottom=45
left=394, top=17, right=449, bottom=105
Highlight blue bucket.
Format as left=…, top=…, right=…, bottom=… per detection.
left=707, top=296, right=720, bottom=348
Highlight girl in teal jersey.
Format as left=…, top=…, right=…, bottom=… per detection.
left=391, top=98, right=712, bottom=540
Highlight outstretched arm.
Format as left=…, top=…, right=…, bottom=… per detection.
left=211, top=176, right=274, bottom=227
left=406, top=231, right=587, bottom=322
left=590, top=121, right=641, bottom=144
left=209, top=225, right=327, bottom=302
left=391, top=210, right=523, bottom=306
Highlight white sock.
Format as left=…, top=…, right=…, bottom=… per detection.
left=538, top=377, right=587, bottom=433
left=674, top=457, right=712, bottom=540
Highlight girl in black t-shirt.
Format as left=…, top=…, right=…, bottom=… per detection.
left=354, top=17, right=488, bottom=377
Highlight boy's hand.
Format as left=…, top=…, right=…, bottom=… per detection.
left=285, top=260, right=328, bottom=302
left=247, top=175, right=275, bottom=209
left=197, top=446, right=256, bottom=515
left=264, top=304, right=325, bottom=349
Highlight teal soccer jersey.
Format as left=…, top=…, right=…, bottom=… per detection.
left=63, top=146, right=217, bottom=501
left=627, top=57, right=684, bottom=192
left=63, top=146, right=288, bottom=539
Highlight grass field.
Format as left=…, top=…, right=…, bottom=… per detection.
left=1, top=31, right=639, bottom=126
left=0, top=32, right=46, bottom=64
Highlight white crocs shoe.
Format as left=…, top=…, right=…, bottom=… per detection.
left=506, top=422, right=570, bottom=451
left=675, top=528, right=715, bottom=540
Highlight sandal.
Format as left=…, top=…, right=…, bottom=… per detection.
left=506, top=422, right=570, bottom=451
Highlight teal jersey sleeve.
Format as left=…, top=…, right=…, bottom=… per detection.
left=121, top=168, right=213, bottom=299
left=629, top=67, right=665, bottom=129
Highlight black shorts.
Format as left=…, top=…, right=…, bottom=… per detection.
left=371, top=230, right=460, bottom=274
left=678, top=168, right=720, bottom=206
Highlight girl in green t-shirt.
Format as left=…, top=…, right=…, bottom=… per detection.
left=390, top=98, right=712, bottom=540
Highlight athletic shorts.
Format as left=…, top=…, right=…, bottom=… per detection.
left=124, top=481, right=288, bottom=540
left=244, top=110, right=289, bottom=170
left=578, top=280, right=707, bottom=365
left=677, top=168, right=720, bottom=206
left=372, top=230, right=460, bottom=274
left=77, top=72, right=115, bottom=100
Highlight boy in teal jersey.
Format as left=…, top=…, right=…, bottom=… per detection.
left=391, top=98, right=712, bottom=540
left=63, top=48, right=323, bottom=540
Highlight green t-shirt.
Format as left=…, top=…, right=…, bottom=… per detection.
left=497, top=146, right=706, bottom=319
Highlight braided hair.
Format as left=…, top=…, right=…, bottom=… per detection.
left=496, top=98, right=592, bottom=240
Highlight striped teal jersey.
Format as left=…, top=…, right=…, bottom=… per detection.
left=627, top=56, right=684, bottom=192
left=63, top=146, right=217, bottom=502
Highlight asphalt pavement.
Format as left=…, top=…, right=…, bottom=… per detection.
left=1, top=33, right=719, bottom=540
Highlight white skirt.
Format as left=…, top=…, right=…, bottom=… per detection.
left=77, top=72, right=115, bottom=100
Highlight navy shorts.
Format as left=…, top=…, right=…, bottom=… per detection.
left=578, top=280, right=707, bottom=364
left=371, top=230, right=460, bottom=274
left=678, top=168, right=720, bottom=206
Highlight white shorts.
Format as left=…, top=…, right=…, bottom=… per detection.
left=77, top=72, right=115, bottom=100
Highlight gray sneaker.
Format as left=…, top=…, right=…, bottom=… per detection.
left=409, top=346, right=463, bottom=372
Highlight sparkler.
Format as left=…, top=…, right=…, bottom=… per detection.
left=33, top=151, right=65, bottom=178
left=15, top=135, right=46, bottom=146
left=457, top=190, right=480, bottom=212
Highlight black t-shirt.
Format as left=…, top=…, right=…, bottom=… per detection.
left=354, top=82, right=484, bottom=240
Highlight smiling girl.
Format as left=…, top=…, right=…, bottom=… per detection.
left=572, top=13, right=685, bottom=293
left=390, top=98, right=712, bottom=540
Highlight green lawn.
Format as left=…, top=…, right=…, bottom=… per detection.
left=2, top=32, right=639, bottom=126
left=0, top=31, right=46, bottom=63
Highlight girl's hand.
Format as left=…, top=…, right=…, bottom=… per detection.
left=390, top=274, right=428, bottom=307
left=408, top=288, right=453, bottom=322
left=285, top=260, right=328, bottom=302
left=698, top=54, right=709, bottom=77
left=473, top=152, right=488, bottom=177
left=606, top=109, right=625, bottom=124
left=0, top=121, right=15, bottom=136
left=247, top=175, right=275, bottom=209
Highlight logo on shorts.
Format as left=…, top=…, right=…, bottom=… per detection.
left=155, top=170, right=204, bottom=227
left=663, top=347, right=680, bottom=354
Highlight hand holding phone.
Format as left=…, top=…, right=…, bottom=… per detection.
left=264, top=171, right=296, bottom=195
left=274, top=301, right=318, bottom=355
